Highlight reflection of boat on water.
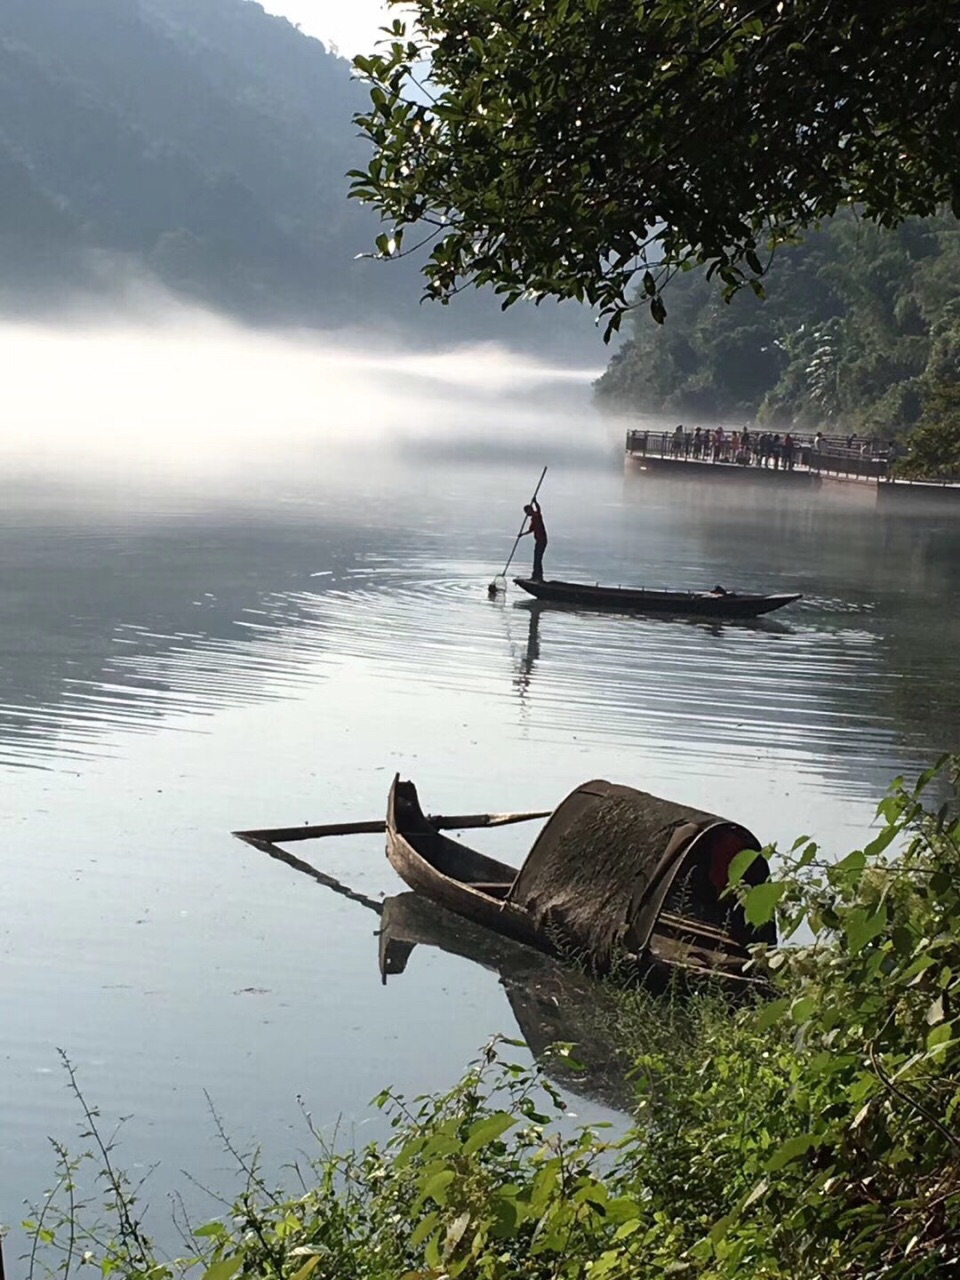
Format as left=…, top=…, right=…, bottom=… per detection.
left=387, top=775, right=776, bottom=988
left=236, top=837, right=634, bottom=1111
left=513, top=577, right=801, bottom=618
left=379, top=891, right=632, bottom=1111
left=512, top=598, right=792, bottom=636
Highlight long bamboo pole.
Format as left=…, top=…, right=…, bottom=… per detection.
left=488, top=466, right=547, bottom=595
left=233, top=808, right=550, bottom=846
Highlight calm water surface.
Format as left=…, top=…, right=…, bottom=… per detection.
left=2, top=376, right=959, bottom=1250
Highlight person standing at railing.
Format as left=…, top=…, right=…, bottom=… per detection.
left=692, top=426, right=703, bottom=458
left=783, top=433, right=795, bottom=470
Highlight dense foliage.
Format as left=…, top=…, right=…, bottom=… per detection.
left=351, top=1, right=960, bottom=336
left=15, top=761, right=960, bottom=1279
left=595, top=211, right=960, bottom=449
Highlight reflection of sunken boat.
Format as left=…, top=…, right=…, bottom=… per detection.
left=379, top=891, right=632, bottom=1111
left=386, top=776, right=775, bottom=987
left=513, top=577, right=801, bottom=618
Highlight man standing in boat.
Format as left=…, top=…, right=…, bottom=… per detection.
left=521, top=499, right=548, bottom=581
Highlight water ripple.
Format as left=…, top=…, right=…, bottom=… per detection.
left=0, top=515, right=955, bottom=796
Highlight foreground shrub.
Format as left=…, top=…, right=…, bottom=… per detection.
left=16, top=760, right=960, bottom=1279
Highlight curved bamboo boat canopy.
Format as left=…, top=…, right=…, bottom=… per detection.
left=506, top=780, right=774, bottom=969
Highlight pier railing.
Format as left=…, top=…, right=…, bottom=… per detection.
left=626, top=429, right=889, bottom=478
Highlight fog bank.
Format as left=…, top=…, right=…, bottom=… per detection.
left=0, top=305, right=613, bottom=499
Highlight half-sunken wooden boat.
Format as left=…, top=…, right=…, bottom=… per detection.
left=386, top=776, right=775, bottom=986
left=513, top=577, right=801, bottom=618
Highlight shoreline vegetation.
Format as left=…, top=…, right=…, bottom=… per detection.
left=10, top=760, right=960, bottom=1280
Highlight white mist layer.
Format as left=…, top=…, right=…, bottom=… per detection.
left=0, top=308, right=611, bottom=494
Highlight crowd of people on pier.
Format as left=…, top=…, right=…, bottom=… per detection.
left=665, top=424, right=815, bottom=469
left=626, top=425, right=894, bottom=474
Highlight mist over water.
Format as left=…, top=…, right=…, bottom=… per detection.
left=0, top=308, right=611, bottom=497
left=1, top=310, right=958, bottom=1255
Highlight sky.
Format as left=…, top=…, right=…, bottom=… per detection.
left=257, top=0, right=408, bottom=56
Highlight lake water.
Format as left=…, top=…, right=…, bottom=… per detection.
left=1, top=327, right=959, bottom=1258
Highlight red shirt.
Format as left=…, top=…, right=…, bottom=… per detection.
left=529, top=509, right=547, bottom=542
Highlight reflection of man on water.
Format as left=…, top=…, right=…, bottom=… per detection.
left=521, top=500, right=548, bottom=580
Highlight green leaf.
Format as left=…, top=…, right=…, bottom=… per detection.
left=727, top=846, right=761, bottom=887
left=830, top=849, right=866, bottom=882
left=927, top=1021, right=954, bottom=1053
left=201, top=1258, right=242, bottom=1280
left=744, top=881, right=787, bottom=926
left=710, top=1213, right=733, bottom=1243
left=863, top=825, right=899, bottom=858
left=796, top=841, right=819, bottom=868
left=291, top=1258, right=322, bottom=1280
left=756, top=997, right=790, bottom=1029
left=409, top=1211, right=440, bottom=1250
left=791, top=996, right=818, bottom=1024
left=766, top=1133, right=818, bottom=1171
left=422, top=1169, right=455, bottom=1206
left=845, top=905, right=888, bottom=954
left=589, top=1251, right=622, bottom=1279
left=462, top=1111, right=516, bottom=1154
left=194, top=1222, right=227, bottom=1239
left=614, top=1219, right=642, bottom=1240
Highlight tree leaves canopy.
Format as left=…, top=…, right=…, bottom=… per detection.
left=351, top=0, right=960, bottom=336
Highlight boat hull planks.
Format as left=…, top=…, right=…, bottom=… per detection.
left=513, top=577, right=801, bottom=618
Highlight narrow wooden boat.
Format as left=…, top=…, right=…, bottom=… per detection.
left=386, top=776, right=775, bottom=987
left=513, top=577, right=801, bottom=618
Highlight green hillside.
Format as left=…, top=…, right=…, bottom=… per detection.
left=0, top=0, right=593, bottom=350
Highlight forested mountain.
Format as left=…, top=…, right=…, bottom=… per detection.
left=0, top=0, right=592, bottom=350
left=595, top=211, right=960, bottom=463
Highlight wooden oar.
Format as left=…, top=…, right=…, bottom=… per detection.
left=233, top=808, right=551, bottom=846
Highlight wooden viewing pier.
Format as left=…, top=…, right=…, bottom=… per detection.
left=625, top=428, right=960, bottom=510
left=625, top=428, right=889, bottom=484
